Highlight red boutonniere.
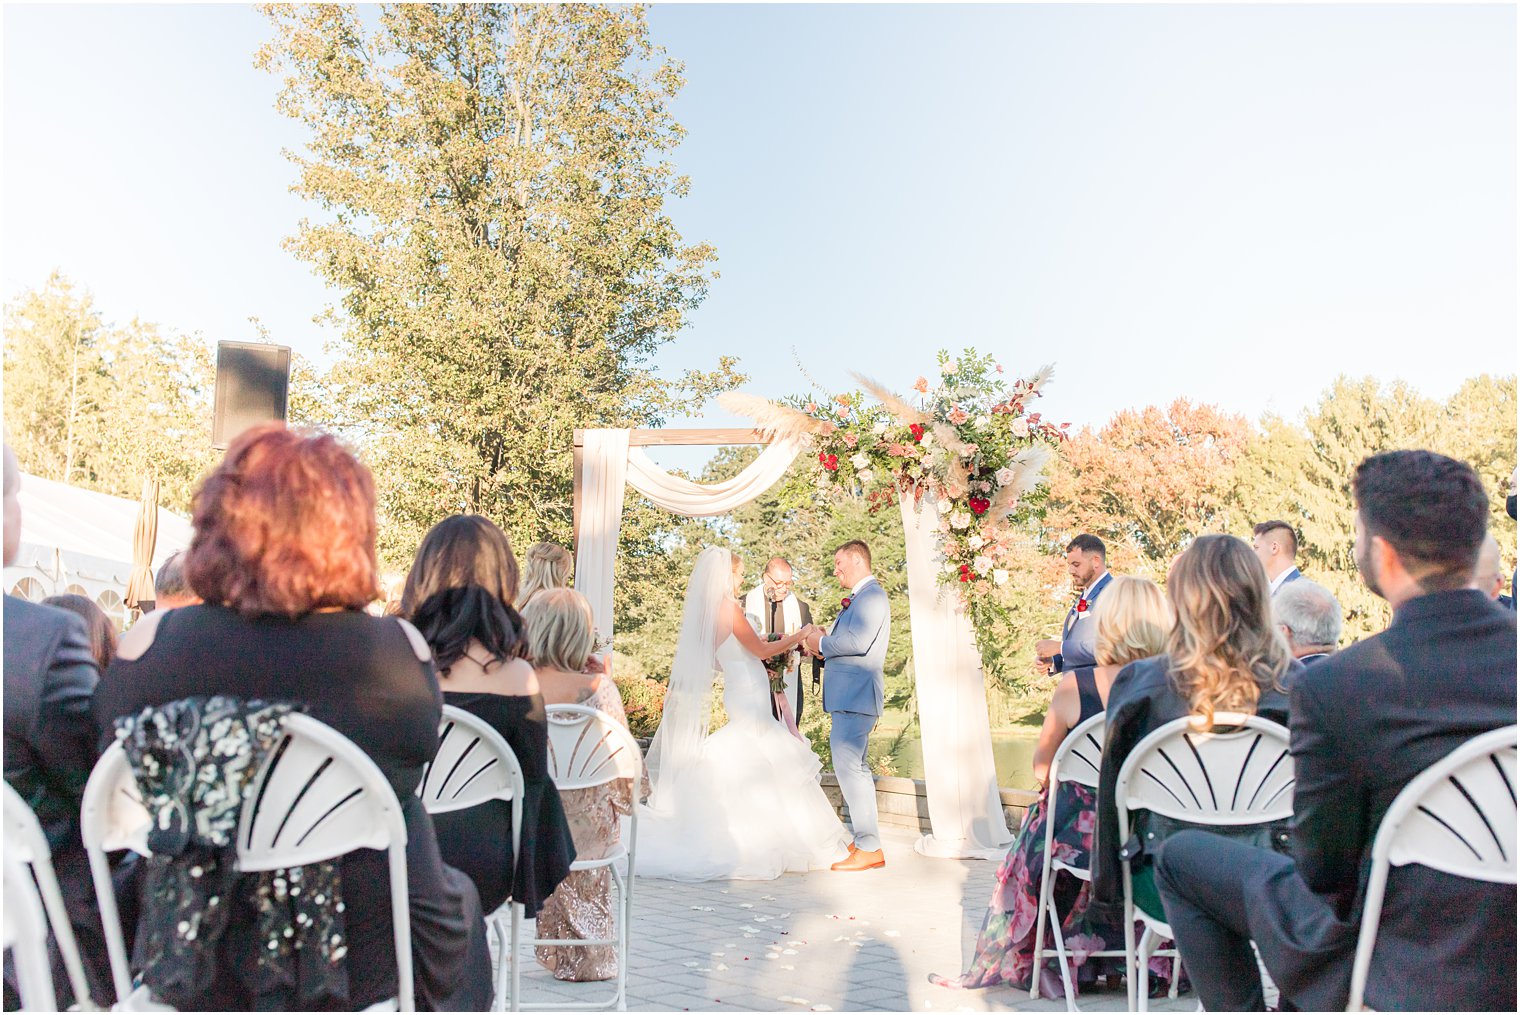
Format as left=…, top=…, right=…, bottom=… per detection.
left=841, top=596, right=853, bottom=610
left=1076, top=598, right=1089, bottom=614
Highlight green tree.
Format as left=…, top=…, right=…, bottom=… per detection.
left=256, top=3, right=735, bottom=566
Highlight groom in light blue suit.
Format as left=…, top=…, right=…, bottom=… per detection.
left=803, top=539, right=890, bottom=871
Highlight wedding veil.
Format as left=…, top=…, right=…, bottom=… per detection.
left=644, top=546, right=736, bottom=811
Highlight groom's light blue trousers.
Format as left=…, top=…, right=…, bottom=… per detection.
left=829, top=710, right=881, bottom=852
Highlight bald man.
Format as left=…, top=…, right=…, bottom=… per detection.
left=1473, top=533, right=1513, bottom=610
left=743, top=556, right=821, bottom=738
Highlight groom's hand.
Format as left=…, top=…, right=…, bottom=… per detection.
left=802, top=626, right=824, bottom=656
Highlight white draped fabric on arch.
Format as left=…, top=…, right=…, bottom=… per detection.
left=572, top=427, right=1011, bottom=859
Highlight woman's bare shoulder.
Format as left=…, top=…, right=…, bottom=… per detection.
left=115, top=608, right=170, bottom=662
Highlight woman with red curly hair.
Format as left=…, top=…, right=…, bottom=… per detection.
left=94, top=424, right=491, bottom=1011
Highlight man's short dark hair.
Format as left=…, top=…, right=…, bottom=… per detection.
left=835, top=539, right=872, bottom=567
left=1066, top=534, right=1106, bottom=560
left=1353, top=450, right=1488, bottom=591
left=1253, top=520, right=1299, bottom=558
left=154, top=550, right=193, bottom=600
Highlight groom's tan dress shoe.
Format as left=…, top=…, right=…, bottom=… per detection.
left=831, top=847, right=884, bottom=871
left=845, top=841, right=859, bottom=855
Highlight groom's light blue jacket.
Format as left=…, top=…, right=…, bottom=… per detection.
left=820, top=578, right=890, bottom=716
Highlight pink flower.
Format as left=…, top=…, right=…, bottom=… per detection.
left=836, top=404, right=850, bottom=418
left=948, top=408, right=969, bottom=425
left=842, top=432, right=858, bottom=448
left=995, top=363, right=1004, bottom=374
left=805, top=402, right=818, bottom=413
left=913, top=376, right=929, bottom=393
left=965, top=444, right=980, bottom=457
left=819, top=421, right=836, bottom=436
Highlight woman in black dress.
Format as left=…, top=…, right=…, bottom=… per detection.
left=94, top=424, right=492, bottom=1011
left=400, top=515, right=575, bottom=918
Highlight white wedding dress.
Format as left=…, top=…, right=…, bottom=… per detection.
left=636, top=549, right=851, bottom=881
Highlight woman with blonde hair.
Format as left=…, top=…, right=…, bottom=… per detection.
left=519, top=541, right=573, bottom=607
left=524, top=586, right=634, bottom=983
left=933, top=576, right=1176, bottom=997
left=1091, top=535, right=1298, bottom=980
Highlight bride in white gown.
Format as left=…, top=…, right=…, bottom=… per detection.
left=636, top=547, right=852, bottom=881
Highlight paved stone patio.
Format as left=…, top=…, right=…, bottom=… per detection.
left=497, top=828, right=1199, bottom=1012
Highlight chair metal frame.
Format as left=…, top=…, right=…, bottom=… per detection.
left=4, top=852, right=59, bottom=1012
left=1114, top=711, right=1294, bottom=1012
left=3, top=781, right=96, bottom=1009
left=1027, top=714, right=1128, bottom=1010
left=418, top=705, right=527, bottom=1012
left=80, top=713, right=415, bottom=1011
left=1345, top=725, right=1517, bottom=1012
left=517, top=703, right=642, bottom=1012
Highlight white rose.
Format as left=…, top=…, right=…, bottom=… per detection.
left=995, top=467, right=1015, bottom=486
left=973, top=554, right=993, bottom=575
left=851, top=452, right=870, bottom=469
left=975, top=415, right=990, bottom=430
left=1009, top=417, right=1030, bottom=438
left=950, top=511, right=971, bottom=531
left=993, top=569, right=1009, bottom=586
left=921, top=431, right=935, bottom=448
left=942, top=359, right=959, bottom=375
left=872, top=418, right=890, bottom=435
left=969, top=534, right=985, bottom=550
left=857, top=469, right=873, bottom=484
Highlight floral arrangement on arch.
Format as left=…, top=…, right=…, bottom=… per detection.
left=719, top=349, right=1067, bottom=611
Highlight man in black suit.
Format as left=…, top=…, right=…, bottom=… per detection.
left=3, top=443, right=110, bottom=1006
left=743, top=557, right=822, bottom=727
left=1153, top=450, right=1517, bottom=1011
left=1272, top=579, right=1342, bottom=665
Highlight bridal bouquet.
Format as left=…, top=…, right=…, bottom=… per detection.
left=719, top=348, right=1067, bottom=619
left=762, top=634, right=795, bottom=694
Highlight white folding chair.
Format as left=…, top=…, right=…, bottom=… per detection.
left=3, top=782, right=97, bottom=1009
left=1026, top=715, right=1127, bottom=1010
left=518, top=703, right=642, bottom=1012
left=81, top=713, right=415, bottom=1011
left=1345, top=725, right=1517, bottom=1012
left=4, top=853, right=58, bottom=1012
left=418, top=705, right=526, bottom=1012
left=1115, top=712, right=1294, bottom=1012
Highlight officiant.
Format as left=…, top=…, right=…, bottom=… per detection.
left=744, top=556, right=822, bottom=734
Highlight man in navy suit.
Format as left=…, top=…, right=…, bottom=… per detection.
left=1252, top=520, right=1303, bottom=596
left=1035, top=534, right=1112, bottom=675
left=1155, top=451, right=1517, bottom=1011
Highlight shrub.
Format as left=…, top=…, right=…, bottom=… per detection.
left=613, top=672, right=667, bottom=740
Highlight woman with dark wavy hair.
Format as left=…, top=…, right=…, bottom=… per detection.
left=94, top=424, right=492, bottom=1011
left=1091, top=535, right=1299, bottom=950
left=402, top=515, right=576, bottom=919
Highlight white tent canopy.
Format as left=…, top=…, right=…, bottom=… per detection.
left=4, top=473, right=194, bottom=611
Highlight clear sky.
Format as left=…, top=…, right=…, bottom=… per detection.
left=4, top=3, right=1515, bottom=471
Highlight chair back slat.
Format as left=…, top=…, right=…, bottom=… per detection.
left=1382, top=730, right=1517, bottom=881
left=3, top=855, right=57, bottom=1012
left=545, top=704, right=642, bottom=790
left=419, top=706, right=524, bottom=813
left=239, top=713, right=402, bottom=871
left=1051, top=714, right=1106, bottom=788
left=1117, top=712, right=1294, bottom=826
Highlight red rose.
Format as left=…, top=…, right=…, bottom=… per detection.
left=818, top=451, right=827, bottom=463
left=959, top=572, right=970, bottom=582
left=969, top=497, right=990, bottom=516
left=1076, top=598, right=1089, bottom=613
left=909, top=423, right=925, bottom=442
left=841, top=596, right=852, bottom=609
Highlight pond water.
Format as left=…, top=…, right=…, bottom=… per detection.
left=868, top=727, right=1041, bottom=791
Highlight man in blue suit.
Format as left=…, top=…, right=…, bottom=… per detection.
left=802, top=540, right=890, bottom=872
left=1035, top=534, right=1113, bottom=674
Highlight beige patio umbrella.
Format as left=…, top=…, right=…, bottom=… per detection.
left=124, top=473, right=160, bottom=610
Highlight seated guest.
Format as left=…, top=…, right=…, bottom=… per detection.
left=523, top=588, right=635, bottom=983
left=93, top=424, right=491, bottom=1011
left=932, top=577, right=1173, bottom=997
left=1092, top=535, right=1299, bottom=937
left=1271, top=580, right=1342, bottom=665
left=42, top=593, right=118, bottom=671
left=400, top=514, right=576, bottom=918
left=519, top=541, right=573, bottom=607
left=1474, top=533, right=1514, bottom=609
left=1153, top=451, right=1517, bottom=1011
left=3, top=443, right=110, bottom=1007
left=151, top=550, right=200, bottom=610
